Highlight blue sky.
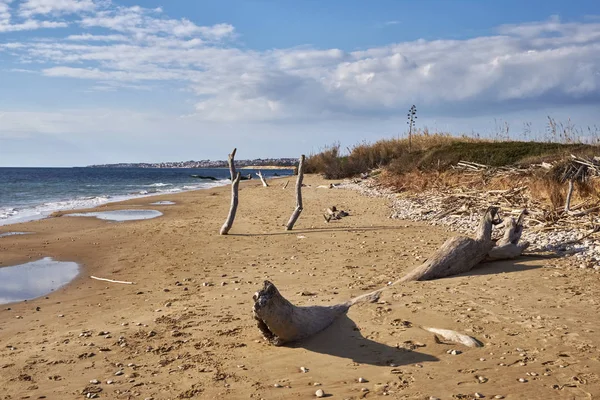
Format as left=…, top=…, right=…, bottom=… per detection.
left=1, top=0, right=599, bottom=166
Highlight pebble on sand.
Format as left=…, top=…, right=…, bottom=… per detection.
left=315, top=389, right=325, bottom=397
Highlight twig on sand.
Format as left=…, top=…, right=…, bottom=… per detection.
left=90, top=276, right=135, bottom=285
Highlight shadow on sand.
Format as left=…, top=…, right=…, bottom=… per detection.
left=289, top=314, right=438, bottom=367
left=229, top=225, right=407, bottom=237
left=459, top=258, right=548, bottom=278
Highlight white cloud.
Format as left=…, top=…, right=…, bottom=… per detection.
left=79, top=5, right=235, bottom=40
left=0, top=0, right=70, bottom=32
left=0, top=18, right=66, bottom=32
left=2, top=7, right=600, bottom=122
left=19, top=0, right=96, bottom=17
left=66, top=33, right=128, bottom=41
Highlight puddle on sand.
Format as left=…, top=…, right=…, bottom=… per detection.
left=68, top=209, right=163, bottom=221
left=0, top=232, right=32, bottom=238
left=150, top=201, right=176, bottom=205
left=0, top=257, right=79, bottom=304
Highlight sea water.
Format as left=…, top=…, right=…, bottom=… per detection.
left=0, top=167, right=290, bottom=226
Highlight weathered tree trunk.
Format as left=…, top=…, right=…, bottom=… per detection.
left=487, top=210, right=529, bottom=260
left=285, top=155, right=305, bottom=230
left=220, top=149, right=240, bottom=235
left=254, top=208, right=504, bottom=347
left=227, top=148, right=237, bottom=180
left=256, top=170, right=269, bottom=187
left=565, top=180, right=575, bottom=212
left=565, top=165, right=585, bottom=212
left=220, top=172, right=241, bottom=235
left=252, top=280, right=379, bottom=345
left=398, top=206, right=500, bottom=282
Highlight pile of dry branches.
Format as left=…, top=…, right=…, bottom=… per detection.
left=342, top=155, right=600, bottom=265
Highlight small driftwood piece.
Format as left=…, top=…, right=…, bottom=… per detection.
left=421, top=326, right=483, bottom=347
left=252, top=280, right=380, bottom=346
left=256, top=170, right=269, bottom=187
left=282, top=180, right=289, bottom=189
left=398, top=206, right=501, bottom=282
left=487, top=210, right=530, bottom=260
left=220, top=148, right=241, bottom=235
left=90, top=276, right=134, bottom=285
left=285, top=155, right=305, bottom=230
left=323, top=206, right=349, bottom=222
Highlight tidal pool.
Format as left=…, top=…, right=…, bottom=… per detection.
left=150, top=201, right=176, bottom=205
left=0, top=257, right=80, bottom=304
left=68, top=209, right=163, bottom=221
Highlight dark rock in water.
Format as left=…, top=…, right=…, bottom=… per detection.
left=190, top=175, right=218, bottom=180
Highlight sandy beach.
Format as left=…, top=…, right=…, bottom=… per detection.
left=1, top=175, right=600, bottom=400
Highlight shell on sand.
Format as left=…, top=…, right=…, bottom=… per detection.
left=252, top=280, right=379, bottom=346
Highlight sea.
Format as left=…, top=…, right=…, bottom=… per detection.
left=0, top=167, right=292, bottom=226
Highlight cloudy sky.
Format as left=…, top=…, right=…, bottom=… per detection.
left=1, top=0, right=599, bottom=166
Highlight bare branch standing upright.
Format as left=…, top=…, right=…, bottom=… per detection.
left=256, top=170, right=269, bottom=187
left=220, top=148, right=241, bottom=235
left=285, top=155, right=305, bottom=230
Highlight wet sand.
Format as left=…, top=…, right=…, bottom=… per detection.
left=1, top=175, right=599, bottom=399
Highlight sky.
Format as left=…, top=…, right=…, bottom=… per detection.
left=0, top=0, right=600, bottom=166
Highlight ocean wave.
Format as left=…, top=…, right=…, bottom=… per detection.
left=147, top=183, right=172, bottom=187
left=0, top=180, right=229, bottom=226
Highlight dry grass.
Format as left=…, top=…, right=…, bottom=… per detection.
left=305, top=130, right=599, bottom=180
left=377, top=168, right=600, bottom=210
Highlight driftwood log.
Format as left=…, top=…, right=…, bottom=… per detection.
left=487, top=210, right=530, bottom=260
left=398, top=206, right=501, bottom=282
left=252, top=207, right=532, bottom=347
left=252, top=280, right=380, bottom=345
left=285, top=155, right=305, bottom=230
left=220, top=148, right=241, bottom=235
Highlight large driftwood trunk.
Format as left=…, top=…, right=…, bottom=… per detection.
left=220, top=149, right=241, bottom=235
left=285, top=155, right=305, bottom=231
left=487, top=210, right=529, bottom=260
left=252, top=280, right=379, bottom=346
left=398, top=207, right=500, bottom=282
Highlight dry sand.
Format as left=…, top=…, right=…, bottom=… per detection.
left=1, top=175, right=599, bottom=399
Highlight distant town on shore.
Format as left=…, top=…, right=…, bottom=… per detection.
left=87, top=158, right=298, bottom=169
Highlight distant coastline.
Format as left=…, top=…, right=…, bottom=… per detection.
left=239, top=165, right=296, bottom=170
left=87, top=158, right=298, bottom=169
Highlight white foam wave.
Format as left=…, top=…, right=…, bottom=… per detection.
left=0, top=180, right=229, bottom=227
left=147, top=182, right=172, bottom=187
